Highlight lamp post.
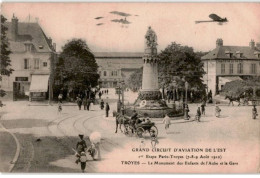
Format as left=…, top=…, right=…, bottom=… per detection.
left=185, top=81, right=189, bottom=106
left=115, top=86, right=121, bottom=113
left=172, top=80, right=177, bottom=103
left=120, top=80, right=125, bottom=113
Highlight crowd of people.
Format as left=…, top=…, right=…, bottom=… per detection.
left=57, top=88, right=111, bottom=117
left=183, top=101, right=257, bottom=122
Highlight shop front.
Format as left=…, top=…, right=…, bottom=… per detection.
left=29, top=74, right=49, bottom=101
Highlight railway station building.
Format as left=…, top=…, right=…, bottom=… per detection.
left=202, top=38, right=260, bottom=97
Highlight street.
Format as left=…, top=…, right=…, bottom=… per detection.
left=0, top=89, right=259, bottom=173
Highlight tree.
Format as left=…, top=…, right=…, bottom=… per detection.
left=126, top=68, right=142, bottom=92
left=221, top=77, right=260, bottom=98
left=54, top=39, right=99, bottom=99
left=0, top=15, right=13, bottom=97
left=158, top=42, right=206, bottom=92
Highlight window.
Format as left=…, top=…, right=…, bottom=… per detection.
left=103, top=71, right=107, bottom=76
left=221, top=63, right=225, bottom=74
left=34, top=58, right=40, bottom=69
left=251, top=63, right=256, bottom=74
left=238, top=63, right=243, bottom=74
left=24, top=59, right=29, bottom=69
left=111, top=71, right=118, bottom=76
left=43, top=62, right=47, bottom=67
left=25, top=44, right=32, bottom=52
left=229, top=63, right=233, bottom=74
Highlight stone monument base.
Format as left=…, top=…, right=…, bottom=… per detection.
left=124, top=90, right=184, bottom=118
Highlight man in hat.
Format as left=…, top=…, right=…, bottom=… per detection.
left=201, top=101, right=206, bottom=115
left=75, top=134, right=87, bottom=164
left=184, top=104, right=190, bottom=120
left=105, top=102, right=110, bottom=117
left=252, top=105, right=258, bottom=119
left=100, top=99, right=104, bottom=110
left=196, top=106, right=201, bottom=122
left=215, top=104, right=221, bottom=118
left=76, top=95, right=82, bottom=110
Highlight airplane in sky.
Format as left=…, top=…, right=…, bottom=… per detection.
left=195, top=13, right=228, bottom=25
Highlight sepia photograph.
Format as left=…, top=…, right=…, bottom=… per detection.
left=0, top=2, right=259, bottom=173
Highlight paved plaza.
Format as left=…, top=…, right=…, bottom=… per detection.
left=0, top=89, right=259, bottom=173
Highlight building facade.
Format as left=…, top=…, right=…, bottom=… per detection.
left=1, top=15, right=57, bottom=101
left=202, top=39, right=260, bottom=96
left=94, top=52, right=143, bottom=88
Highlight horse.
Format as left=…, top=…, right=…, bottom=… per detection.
left=115, top=113, right=125, bottom=133
left=225, top=96, right=241, bottom=106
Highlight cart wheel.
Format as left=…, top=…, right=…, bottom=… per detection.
left=149, top=126, right=158, bottom=137
left=136, top=127, right=144, bottom=138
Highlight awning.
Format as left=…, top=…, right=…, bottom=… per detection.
left=29, top=75, right=49, bottom=92
left=219, top=76, right=242, bottom=83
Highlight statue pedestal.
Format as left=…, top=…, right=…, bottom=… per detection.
left=127, top=90, right=180, bottom=118
left=125, top=26, right=183, bottom=118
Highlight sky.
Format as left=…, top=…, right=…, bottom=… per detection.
left=1, top=2, right=260, bottom=52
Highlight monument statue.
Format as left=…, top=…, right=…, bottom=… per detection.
left=145, top=26, right=158, bottom=48
left=127, top=26, right=174, bottom=118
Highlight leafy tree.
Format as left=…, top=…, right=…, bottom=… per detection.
left=54, top=39, right=99, bottom=99
left=158, top=42, right=206, bottom=92
left=126, top=68, right=142, bottom=92
left=0, top=15, right=13, bottom=97
left=221, top=77, right=260, bottom=98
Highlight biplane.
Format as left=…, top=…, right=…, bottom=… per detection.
left=110, top=11, right=132, bottom=27
left=111, top=17, right=131, bottom=25
left=195, top=13, right=228, bottom=24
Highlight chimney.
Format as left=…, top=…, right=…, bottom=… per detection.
left=53, top=43, right=56, bottom=51
left=48, top=37, right=52, bottom=45
left=216, top=38, right=223, bottom=47
left=249, top=39, right=255, bottom=49
left=256, top=42, right=260, bottom=50
left=11, top=14, right=18, bottom=41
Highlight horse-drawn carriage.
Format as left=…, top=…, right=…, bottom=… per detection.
left=135, top=122, right=158, bottom=138
left=116, top=114, right=158, bottom=138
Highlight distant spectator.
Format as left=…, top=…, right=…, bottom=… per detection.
left=201, top=103, right=205, bottom=115
left=76, top=95, right=82, bottom=110
left=58, top=102, right=62, bottom=114
left=196, top=107, right=201, bottom=121
left=105, top=102, right=110, bottom=117
left=58, top=93, right=63, bottom=103
left=162, top=114, right=171, bottom=133
left=98, top=91, right=102, bottom=99
left=87, top=99, right=91, bottom=111
left=83, top=97, right=87, bottom=110
left=215, top=104, right=221, bottom=118
left=252, top=105, right=258, bottom=119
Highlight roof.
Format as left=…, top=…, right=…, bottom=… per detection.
left=93, top=52, right=143, bottom=58
left=201, top=46, right=260, bottom=60
left=6, top=22, right=53, bottom=53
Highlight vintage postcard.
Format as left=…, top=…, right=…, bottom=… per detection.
left=0, top=2, right=259, bottom=173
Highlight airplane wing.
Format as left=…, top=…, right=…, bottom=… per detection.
left=195, top=20, right=214, bottom=24
left=111, top=19, right=120, bottom=23
left=95, top=17, right=104, bottom=20
left=110, top=11, right=131, bottom=17
left=209, top=14, right=222, bottom=21
left=122, top=20, right=131, bottom=24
